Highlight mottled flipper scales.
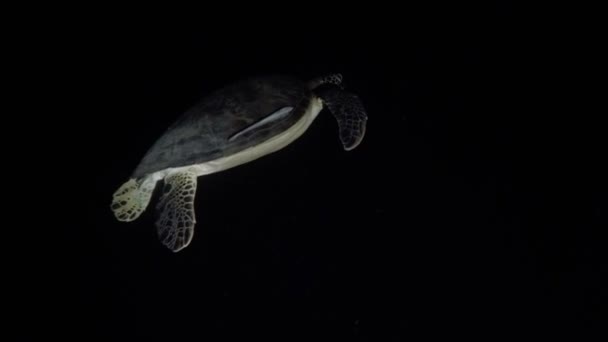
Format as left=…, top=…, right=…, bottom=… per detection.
left=155, top=171, right=198, bottom=252
left=317, top=86, right=368, bottom=151
left=111, top=177, right=156, bottom=221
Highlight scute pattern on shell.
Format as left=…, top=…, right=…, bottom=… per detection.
left=132, top=76, right=311, bottom=178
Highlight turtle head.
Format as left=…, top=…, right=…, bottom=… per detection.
left=307, top=73, right=344, bottom=90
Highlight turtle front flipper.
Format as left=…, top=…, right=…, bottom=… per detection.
left=155, top=170, right=198, bottom=252
left=317, top=87, right=368, bottom=151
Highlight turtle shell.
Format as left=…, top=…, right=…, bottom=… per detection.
left=132, top=75, right=312, bottom=178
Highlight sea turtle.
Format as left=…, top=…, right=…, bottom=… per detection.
left=111, top=73, right=368, bottom=252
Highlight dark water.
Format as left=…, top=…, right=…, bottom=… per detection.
left=51, top=4, right=606, bottom=340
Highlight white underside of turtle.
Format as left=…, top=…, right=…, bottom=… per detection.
left=164, top=96, right=322, bottom=179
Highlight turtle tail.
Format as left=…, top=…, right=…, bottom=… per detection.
left=111, top=177, right=156, bottom=222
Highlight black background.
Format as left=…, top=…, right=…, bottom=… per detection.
left=41, top=3, right=606, bottom=340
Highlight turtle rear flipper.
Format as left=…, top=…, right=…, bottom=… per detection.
left=111, top=177, right=156, bottom=221
left=155, top=170, right=198, bottom=252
